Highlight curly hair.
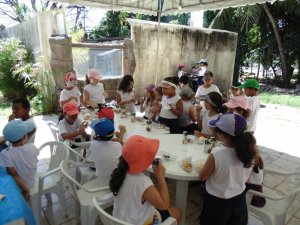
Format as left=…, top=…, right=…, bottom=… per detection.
left=118, top=75, right=134, bottom=92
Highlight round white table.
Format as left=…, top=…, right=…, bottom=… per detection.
left=114, top=113, right=209, bottom=225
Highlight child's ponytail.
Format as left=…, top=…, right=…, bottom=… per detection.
left=233, top=131, right=257, bottom=168
left=109, top=156, right=129, bottom=196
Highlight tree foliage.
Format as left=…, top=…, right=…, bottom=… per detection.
left=205, top=0, right=300, bottom=87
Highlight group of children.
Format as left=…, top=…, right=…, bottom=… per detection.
left=0, top=65, right=264, bottom=225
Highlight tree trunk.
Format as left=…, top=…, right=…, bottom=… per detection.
left=256, top=63, right=260, bottom=80
left=263, top=3, right=289, bottom=87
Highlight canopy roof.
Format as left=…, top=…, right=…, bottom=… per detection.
left=58, top=0, right=277, bottom=16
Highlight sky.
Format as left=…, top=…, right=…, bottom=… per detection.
left=0, top=1, right=203, bottom=29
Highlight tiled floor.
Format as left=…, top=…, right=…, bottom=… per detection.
left=1, top=112, right=300, bottom=225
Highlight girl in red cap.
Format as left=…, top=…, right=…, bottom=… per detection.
left=110, top=135, right=181, bottom=225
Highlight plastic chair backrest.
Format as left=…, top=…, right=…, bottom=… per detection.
left=60, top=160, right=85, bottom=191
left=93, top=196, right=132, bottom=225
left=47, top=122, right=60, bottom=142
left=39, top=141, right=69, bottom=171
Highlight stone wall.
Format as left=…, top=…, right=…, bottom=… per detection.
left=128, top=19, right=238, bottom=96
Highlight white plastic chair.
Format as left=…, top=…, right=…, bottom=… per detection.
left=60, top=160, right=111, bottom=225
left=246, top=167, right=300, bottom=225
left=30, top=141, right=69, bottom=225
left=93, top=196, right=177, bottom=225
left=47, top=121, right=60, bottom=141
left=64, top=140, right=96, bottom=184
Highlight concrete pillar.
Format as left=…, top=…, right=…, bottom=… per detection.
left=123, top=38, right=136, bottom=76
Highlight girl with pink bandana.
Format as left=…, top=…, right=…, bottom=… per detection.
left=83, top=68, right=108, bottom=109
left=59, top=70, right=84, bottom=108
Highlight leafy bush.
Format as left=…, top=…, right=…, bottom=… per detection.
left=29, top=59, right=57, bottom=115
left=0, top=38, right=37, bottom=99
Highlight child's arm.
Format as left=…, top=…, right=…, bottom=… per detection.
left=114, top=125, right=126, bottom=144
left=169, top=99, right=183, bottom=117
left=199, top=153, right=215, bottom=181
left=116, top=92, right=132, bottom=106
left=60, top=122, right=88, bottom=141
left=189, top=105, right=197, bottom=122
left=140, top=98, right=146, bottom=113
left=83, top=89, right=97, bottom=108
left=142, top=161, right=169, bottom=210
left=195, top=105, right=203, bottom=130
left=7, top=167, right=30, bottom=201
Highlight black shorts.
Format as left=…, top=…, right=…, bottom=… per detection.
left=200, top=190, right=248, bottom=225
left=156, top=209, right=171, bottom=222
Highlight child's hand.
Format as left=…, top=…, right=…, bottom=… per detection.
left=69, top=96, right=78, bottom=103
left=195, top=104, right=202, bottom=112
left=119, top=125, right=126, bottom=134
left=23, top=190, right=30, bottom=201
left=130, top=97, right=136, bottom=103
left=194, top=130, right=202, bottom=138
left=104, top=92, right=109, bottom=99
left=79, top=122, right=88, bottom=134
left=153, top=160, right=166, bottom=177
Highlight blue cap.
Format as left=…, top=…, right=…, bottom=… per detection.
left=3, top=120, right=33, bottom=142
left=90, top=118, right=114, bottom=137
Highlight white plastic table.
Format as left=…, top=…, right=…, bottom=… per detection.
left=114, top=114, right=209, bottom=225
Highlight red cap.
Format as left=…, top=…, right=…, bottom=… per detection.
left=97, top=107, right=114, bottom=121
left=63, top=102, right=79, bottom=116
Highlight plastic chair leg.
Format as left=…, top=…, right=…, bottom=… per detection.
left=29, top=193, right=41, bottom=225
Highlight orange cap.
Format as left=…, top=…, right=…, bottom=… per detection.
left=122, top=135, right=159, bottom=174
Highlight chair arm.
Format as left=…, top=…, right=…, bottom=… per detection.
left=162, top=217, right=177, bottom=225
left=246, top=189, right=283, bottom=201
left=94, top=193, right=113, bottom=205
left=84, top=185, right=110, bottom=193
left=64, top=140, right=90, bottom=147
left=264, top=166, right=300, bottom=176
left=38, top=167, right=61, bottom=193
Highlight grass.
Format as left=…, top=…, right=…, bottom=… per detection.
left=260, top=93, right=300, bottom=109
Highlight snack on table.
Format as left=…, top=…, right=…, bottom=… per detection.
left=195, top=162, right=203, bottom=173
left=182, top=160, right=192, bottom=173
left=198, top=136, right=206, bottom=144
left=83, top=113, right=91, bottom=121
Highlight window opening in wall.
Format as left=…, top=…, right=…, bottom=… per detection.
left=72, top=47, right=123, bottom=80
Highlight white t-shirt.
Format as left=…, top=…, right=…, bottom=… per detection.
left=113, top=173, right=155, bottom=225
left=58, top=117, right=82, bottom=140
left=84, top=83, right=105, bottom=104
left=143, top=101, right=154, bottom=119
left=0, top=144, right=39, bottom=188
left=247, top=96, right=260, bottom=132
left=160, top=95, right=181, bottom=119
left=59, top=87, right=81, bottom=107
left=200, top=110, right=220, bottom=136
left=195, top=84, right=221, bottom=101
left=247, top=167, right=263, bottom=185
left=178, top=70, right=184, bottom=79
left=26, top=117, right=37, bottom=144
left=90, top=140, right=122, bottom=186
left=118, top=90, right=136, bottom=113
left=206, top=145, right=253, bottom=199
left=178, top=101, right=193, bottom=127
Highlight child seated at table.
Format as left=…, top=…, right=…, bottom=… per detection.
left=0, top=120, right=39, bottom=201
left=83, top=69, right=107, bottom=109
left=178, top=87, right=196, bottom=134
left=151, top=86, right=163, bottom=121
left=89, top=118, right=125, bottom=186
left=140, top=84, right=156, bottom=120
left=110, top=135, right=181, bottom=224
left=159, top=77, right=183, bottom=134
left=199, top=112, right=257, bottom=225
left=97, top=107, right=114, bottom=121
left=58, top=102, right=89, bottom=142
left=116, top=75, right=136, bottom=113
left=223, top=95, right=250, bottom=120
left=1, top=98, right=36, bottom=150
left=194, top=91, right=225, bottom=138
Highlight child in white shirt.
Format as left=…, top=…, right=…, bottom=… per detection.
left=83, top=68, right=107, bottom=109
left=159, top=77, right=183, bottom=134
left=1, top=120, right=39, bottom=200
left=89, top=118, right=125, bottom=186
left=238, top=79, right=260, bottom=133
left=58, top=102, right=89, bottom=142
left=59, top=70, right=84, bottom=108
left=116, top=75, right=136, bottom=113
left=194, top=91, right=225, bottom=138
left=195, top=71, right=221, bottom=103
left=140, top=84, right=156, bottom=120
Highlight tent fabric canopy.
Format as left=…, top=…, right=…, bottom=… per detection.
left=57, top=0, right=277, bottom=16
